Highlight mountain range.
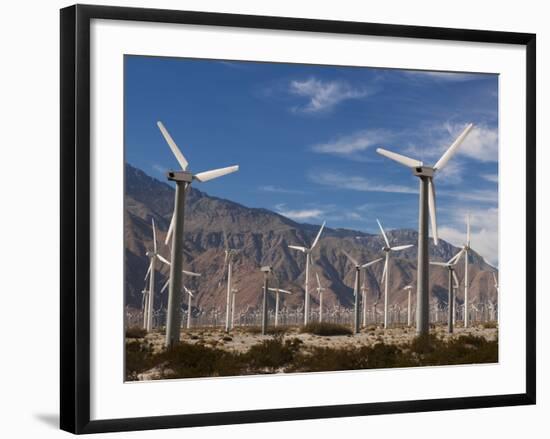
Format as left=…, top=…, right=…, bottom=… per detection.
left=125, top=163, right=497, bottom=314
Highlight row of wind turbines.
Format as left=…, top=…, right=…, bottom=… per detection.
left=139, top=120, right=496, bottom=348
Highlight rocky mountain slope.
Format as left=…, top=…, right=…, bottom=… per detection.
left=125, top=164, right=497, bottom=313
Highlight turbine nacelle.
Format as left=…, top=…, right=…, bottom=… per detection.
left=167, top=170, right=194, bottom=183
left=412, top=166, right=434, bottom=178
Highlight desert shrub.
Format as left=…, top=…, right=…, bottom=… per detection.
left=125, top=340, right=154, bottom=381
left=483, top=321, right=498, bottom=329
left=243, top=336, right=302, bottom=371
left=154, top=342, right=243, bottom=378
left=242, top=325, right=290, bottom=335
left=300, top=322, right=352, bottom=336
left=125, top=326, right=146, bottom=339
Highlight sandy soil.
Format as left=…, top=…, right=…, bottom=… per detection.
left=139, top=324, right=498, bottom=355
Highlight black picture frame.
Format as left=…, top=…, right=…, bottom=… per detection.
left=60, top=4, right=536, bottom=434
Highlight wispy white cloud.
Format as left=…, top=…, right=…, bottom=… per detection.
left=439, top=188, right=498, bottom=204
left=311, top=129, right=390, bottom=158
left=403, top=71, right=491, bottom=82
left=289, top=78, right=371, bottom=113
left=275, top=203, right=324, bottom=221
left=309, top=171, right=417, bottom=194
left=438, top=207, right=498, bottom=266
left=258, top=185, right=305, bottom=195
left=152, top=163, right=167, bottom=175
left=481, top=173, right=499, bottom=183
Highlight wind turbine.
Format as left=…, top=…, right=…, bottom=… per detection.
left=268, top=287, right=292, bottom=327
left=141, top=288, right=149, bottom=329
left=157, top=121, right=239, bottom=347
left=160, top=269, right=201, bottom=330
left=314, top=272, right=326, bottom=323
left=377, top=219, right=414, bottom=329
left=377, top=123, right=474, bottom=335
left=430, top=249, right=464, bottom=333
left=222, top=228, right=239, bottom=332
left=260, top=266, right=273, bottom=335
left=492, top=272, right=499, bottom=294
left=361, top=280, right=369, bottom=327
left=288, top=221, right=326, bottom=325
left=404, top=285, right=413, bottom=327
left=342, top=250, right=383, bottom=334
left=143, top=218, right=171, bottom=331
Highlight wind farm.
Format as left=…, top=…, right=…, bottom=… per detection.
left=124, top=56, right=499, bottom=381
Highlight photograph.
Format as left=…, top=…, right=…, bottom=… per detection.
left=123, top=55, right=499, bottom=381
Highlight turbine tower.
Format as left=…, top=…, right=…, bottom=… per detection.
left=342, top=250, right=383, bottom=334
left=222, top=228, right=239, bottom=332
left=377, top=219, right=414, bottom=329
left=157, top=120, right=239, bottom=347
left=315, top=272, right=326, bottom=323
left=376, top=123, right=474, bottom=335
left=404, top=285, right=413, bottom=327
left=430, top=249, right=464, bottom=333
left=288, top=221, right=326, bottom=325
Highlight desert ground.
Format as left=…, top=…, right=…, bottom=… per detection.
left=126, top=323, right=499, bottom=381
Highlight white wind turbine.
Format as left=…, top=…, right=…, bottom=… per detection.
left=377, top=123, right=474, bottom=335
left=377, top=219, right=414, bottom=329
left=268, top=287, right=292, bottom=327
left=160, top=269, right=201, bottom=330
left=157, top=121, right=239, bottom=347
left=143, top=218, right=171, bottom=332
left=141, top=288, right=149, bottom=329
left=222, top=228, right=239, bottom=332
left=230, top=287, right=239, bottom=330
left=361, top=280, right=369, bottom=327
left=403, top=285, right=414, bottom=327
left=342, top=250, right=383, bottom=333
left=430, top=249, right=465, bottom=333
left=288, top=221, right=326, bottom=325
left=315, top=272, right=326, bottom=323
left=492, top=271, right=499, bottom=295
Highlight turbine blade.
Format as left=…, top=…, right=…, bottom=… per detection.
left=466, top=213, right=471, bottom=246
left=315, top=272, right=322, bottom=289
left=183, top=269, right=201, bottom=277
left=361, top=257, right=383, bottom=268
left=453, top=271, right=460, bottom=287
left=160, top=279, right=170, bottom=294
left=376, top=148, right=423, bottom=168
left=194, top=165, right=239, bottom=183
left=183, top=285, right=195, bottom=297
left=381, top=257, right=388, bottom=284
left=390, top=244, right=413, bottom=252
left=157, top=121, right=189, bottom=170
left=376, top=218, right=390, bottom=247
left=492, top=272, right=498, bottom=287
left=165, top=212, right=175, bottom=245
left=433, top=123, right=474, bottom=171
left=428, top=178, right=438, bottom=245
left=310, top=221, right=326, bottom=250
left=279, top=289, right=292, bottom=295
left=430, top=261, right=449, bottom=267
left=157, top=254, right=171, bottom=266
left=288, top=245, right=307, bottom=253
left=342, top=249, right=359, bottom=267
left=152, top=218, right=157, bottom=253
left=448, top=248, right=465, bottom=265
left=144, top=262, right=152, bottom=281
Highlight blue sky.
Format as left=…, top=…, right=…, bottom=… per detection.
left=125, top=56, right=499, bottom=265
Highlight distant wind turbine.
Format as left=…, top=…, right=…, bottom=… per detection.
left=268, top=287, right=292, bottom=327
left=288, top=221, right=326, bottom=325
left=377, top=123, right=474, bottom=335
left=430, top=248, right=464, bottom=333
left=342, top=250, right=383, bottom=333
left=157, top=121, right=239, bottom=347
left=404, top=285, right=413, bottom=327
left=314, top=272, right=326, bottom=323
left=376, top=219, right=414, bottom=329
left=222, top=228, right=239, bottom=332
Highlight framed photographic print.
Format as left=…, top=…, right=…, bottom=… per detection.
left=60, top=4, right=536, bottom=434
